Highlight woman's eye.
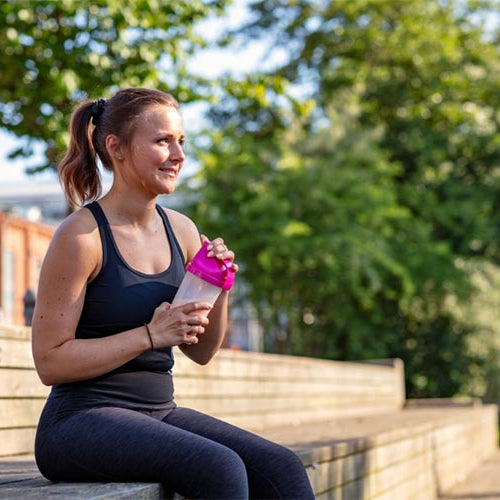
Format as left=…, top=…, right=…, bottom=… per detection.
left=156, top=137, right=185, bottom=147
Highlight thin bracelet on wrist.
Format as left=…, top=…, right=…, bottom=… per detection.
left=144, top=323, right=155, bottom=350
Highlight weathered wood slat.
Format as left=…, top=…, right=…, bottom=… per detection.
left=0, top=428, right=37, bottom=457
left=0, top=369, right=48, bottom=398
left=174, top=376, right=398, bottom=397
left=208, top=404, right=404, bottom=431
left=0, top=325, right=31, bottom=342
left=0, top=399, right=45, bottom=428
left=0, top=338, right=35, bottom=369
left=0, top=472, right=41, bottom=485
left=174, top=349, right=402, bottom=383
left=176, top=394, right=399, bottom=417
left=0, top=478, right=167, bottom=499
left=0, top=459, right=38, bottom=475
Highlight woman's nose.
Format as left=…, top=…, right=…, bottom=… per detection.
left=170, top=142, right=185, bottom=162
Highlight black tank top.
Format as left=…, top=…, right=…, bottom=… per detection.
left=50, top=201, right=186, bottom=411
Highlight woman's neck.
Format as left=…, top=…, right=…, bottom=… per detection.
left=98, top=188, right=159, bottom=228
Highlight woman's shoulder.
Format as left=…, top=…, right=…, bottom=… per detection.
left=55, top=205, right=99, bottom=237
left=50, top=205, right=101, bottom=255
left=42, top=205, right=102, bottom=281
left=161, top=207, right=196, bottom=230
left=159, top=207, right=201, bottom=261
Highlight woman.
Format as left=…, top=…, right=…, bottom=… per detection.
left=32, top=88, right=314, bottom=499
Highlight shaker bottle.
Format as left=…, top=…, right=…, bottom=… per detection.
left=171, top=240, right=236, bottom=317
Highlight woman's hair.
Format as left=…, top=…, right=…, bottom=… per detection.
left=58, top=88, right=179, bottom=207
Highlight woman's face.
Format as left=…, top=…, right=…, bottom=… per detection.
left=120, top=104, right=186, bottom=195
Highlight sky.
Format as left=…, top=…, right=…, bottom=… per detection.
left=0, top=0, right=283, bottom=186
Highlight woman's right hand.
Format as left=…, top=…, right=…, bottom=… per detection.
left=146, top=301, right=212, bottom=348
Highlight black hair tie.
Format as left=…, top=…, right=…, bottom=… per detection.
left=91, top=98, right=107, bottom=125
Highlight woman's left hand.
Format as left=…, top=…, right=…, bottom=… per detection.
left=203, top=235, right=239, bottom=273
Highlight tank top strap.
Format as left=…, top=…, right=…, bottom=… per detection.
left=85, top=200, right=108, bottom=227
left=155, top=205, right=186, bottom=266
left=85, top=201, right=111, bottom=268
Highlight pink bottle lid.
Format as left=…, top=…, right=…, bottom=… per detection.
left=186, top=240, right=236, bottom=291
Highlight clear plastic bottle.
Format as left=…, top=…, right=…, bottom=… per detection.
left=171, top=240, right=235, bottom=317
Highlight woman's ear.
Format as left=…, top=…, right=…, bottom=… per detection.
left=105, top=134, right=124, bottom=162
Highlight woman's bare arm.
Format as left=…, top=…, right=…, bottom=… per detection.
left=165, top=209, right=231, bottom=365
left=31, top=209, right=152, bottom=385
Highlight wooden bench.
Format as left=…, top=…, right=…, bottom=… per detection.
left=1, top=324, right=498, bottom=498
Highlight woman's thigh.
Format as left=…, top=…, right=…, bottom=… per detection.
left=164, top=407, right=315, bottom=499
left=35, top=405, right=248, bottom=499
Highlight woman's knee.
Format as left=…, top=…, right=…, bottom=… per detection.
left=280, top=445, right=306, bottom=470
left=255, top=440, right=303, bottom=469
left=188, top=445, right=248, bottom=499
left=246, top=442, right=313, bottom=498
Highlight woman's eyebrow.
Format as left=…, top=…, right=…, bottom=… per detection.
left=157, top=132, right=185, bottom=139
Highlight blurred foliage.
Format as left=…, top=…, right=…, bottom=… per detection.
left=0, top=0, right=229, bottom=171
left=188, top=103, right=480, bottom=398
left=186, top=0, right=500, bottom=398
left=453, top=260, right=500, bottom=404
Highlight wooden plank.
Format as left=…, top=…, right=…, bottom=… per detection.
left=0, top=399, right=45, bottom=428
left=173, top=375, right=398, bottom=397
left=298, top=410, right=494, bottom=498
left=0, top=479, right=167, bottom=499
left=256, top=407, right=498, bottom=456
left=440, top=449, right=500, bottom=499
left=372, top=432, right=430, bottom=470
left=174, top=348, right=400, bottom=376
left=369, top=446, right=431, bottom=496
left=0, top=472, right=42, bottom=485
left=0, top=339, right=34, bottom=369
left=432, top=415, right=498, bottom=492
left=0, top=428, right=37, bottom=457
left=0, top=341, right=401, bottom=384
left=0, top=369, right=48, bottom=398
left=0, top=327, right=403, bottom=383
left=202, top=404, right=400, bottom=431
left=0, top=458, right=38, bottom=474
left=0, top=325, right=31, bottom=342
left=174, top=393, right=399, bottom=415
left=174, top=353, right=401, bottom=385
left=374, top=466, right=435, bottom=500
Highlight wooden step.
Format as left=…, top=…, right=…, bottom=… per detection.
left=439, top=448, right=500, bottom=499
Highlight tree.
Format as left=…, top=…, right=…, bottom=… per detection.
left=187, top=97, right=479, bottom=396
left=186, top=0, right=500, bottom=398
left=0, top=0, right=229, bottom=172
left=241, top=0, right=500, bottom=260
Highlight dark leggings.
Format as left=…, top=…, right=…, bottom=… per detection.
left=35, top=400, right=314, bottom=499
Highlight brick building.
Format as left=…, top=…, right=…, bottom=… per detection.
left=0, top=211, right=55, bottom=325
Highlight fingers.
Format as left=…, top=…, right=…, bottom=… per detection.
left=181, top=316, right=206, bottom=346
left=205, top=237, right=239, bottom=272
left=169, top=303, right=209, bottom=335
left=148, top=301, right=209, bottom=348
left=206, top=238, right=229, bottom=259
left=178, top=301, right=212, bottom=315
left=184, top=313, right=209, bottom=328
left=183, top=334, right=199, bottom=346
